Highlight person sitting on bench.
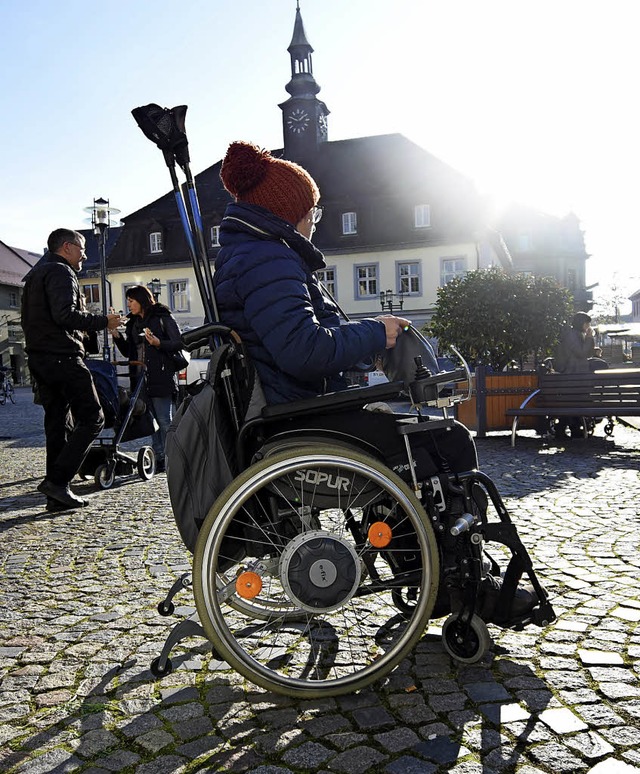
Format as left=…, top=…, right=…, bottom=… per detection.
left=554, top=311, right=608, bottom=437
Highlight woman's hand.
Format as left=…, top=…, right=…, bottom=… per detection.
left=375, top=315, right=412, bottom=349
left=144, top=327, right=161, bottom=347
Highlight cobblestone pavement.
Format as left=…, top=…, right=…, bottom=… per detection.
left=1, top=387, right=639, bottom=774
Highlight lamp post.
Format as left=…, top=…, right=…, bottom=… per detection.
left=84, top=197, right=120, bottom=360
left=147, top=277, right=164, bottom=302
left=379, top=289, right=405, bottom=314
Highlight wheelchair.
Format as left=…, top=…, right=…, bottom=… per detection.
left=152, top=324, right=556, bottom=698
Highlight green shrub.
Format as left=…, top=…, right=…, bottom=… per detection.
left=428, top=268, right=573, bottom=371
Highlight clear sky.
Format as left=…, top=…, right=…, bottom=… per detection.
left=1, top=0, right=638, bottom=308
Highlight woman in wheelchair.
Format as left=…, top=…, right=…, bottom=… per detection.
left=156, top=142, right=554, bottom=694
left=215, top=145, right=543, bottom=609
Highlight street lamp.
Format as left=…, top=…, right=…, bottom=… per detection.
left=84, top=197, right=120, bottom=360
left=147, top=277, right=165, bottom=302
left=379, top=289, right=405, bottom=313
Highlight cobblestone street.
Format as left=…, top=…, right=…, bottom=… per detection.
left=1, top=386, right=639, bottom=774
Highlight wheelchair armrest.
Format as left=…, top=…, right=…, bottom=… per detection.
left=261, top=381, right=406, bottom=420
left=181, top=323, right=235, bottom=351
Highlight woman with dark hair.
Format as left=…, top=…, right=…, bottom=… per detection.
left=111, top=285, right=182, bottom=472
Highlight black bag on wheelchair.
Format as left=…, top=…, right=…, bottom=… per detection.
left=165, top=340, right=265, bottom=553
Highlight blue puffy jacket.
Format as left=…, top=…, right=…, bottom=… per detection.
left=214, top=203, right=386, bottom=404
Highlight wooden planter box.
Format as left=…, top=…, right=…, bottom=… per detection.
left=455, top=369, right=539, bottom=434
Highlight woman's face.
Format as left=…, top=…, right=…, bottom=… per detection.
left=127, top=297, right=143, bottom=316
left=296, top=208, right=316, bottom=240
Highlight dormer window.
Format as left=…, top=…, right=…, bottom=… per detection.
left=211, top=226, right=220, bottom=247
left=149, top=231, right=163, bottom=253
left=342, top=212, right=357, bottom=235
left=414, top=204, right=431, bottom=228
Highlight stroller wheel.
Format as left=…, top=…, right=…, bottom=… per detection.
left=137, top=446, right=156, bottom=480
left=441, top=613, right=490, bottom=664
left=95, top=463, right=116, bottom=490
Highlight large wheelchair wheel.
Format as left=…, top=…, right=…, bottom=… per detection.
left=193, top=447, right=439, bottom=698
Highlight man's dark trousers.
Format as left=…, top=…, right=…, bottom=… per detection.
left=28, top=354, right=105, bottom=486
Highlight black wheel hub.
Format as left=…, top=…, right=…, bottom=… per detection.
left=280, top=531, right=361, bottom=613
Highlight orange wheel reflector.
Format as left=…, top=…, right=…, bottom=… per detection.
left=368, top=521, right=393, bottom=548
left=236, top=571, right=263, bottom=599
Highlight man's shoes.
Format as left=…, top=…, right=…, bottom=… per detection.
left=46, top=497, right=70, bottom=513
left=37, top=480, right=87, bottom=509
left=155, top=459, right=166, bottom=473
left=476, top=573, right=537, bottom=625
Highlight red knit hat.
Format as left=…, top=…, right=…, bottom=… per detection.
left=220, top=141, right=320, bottom=226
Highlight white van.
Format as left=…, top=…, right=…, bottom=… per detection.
left=177, top=344, right=211, bottom=390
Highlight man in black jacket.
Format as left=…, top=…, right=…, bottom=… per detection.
left=21, top=228, right=122, bottom=509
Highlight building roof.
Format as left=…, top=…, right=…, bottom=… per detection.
left=0, top=239, right=41, bottom=287
left=108, top=133, right=486, bottom=270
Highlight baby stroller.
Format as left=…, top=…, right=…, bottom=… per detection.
left=132, top=103, right=556, bottom=698
left=78, top=359, right=157, bottom=489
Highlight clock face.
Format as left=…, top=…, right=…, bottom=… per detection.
left=286, top=107, right=310, bottom=134
left=317, top=113, right=328, bottom=136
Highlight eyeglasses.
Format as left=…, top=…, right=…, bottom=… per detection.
left=66, top=241, right=86, bottom=255
left=310, top=205, right=323, bottom=224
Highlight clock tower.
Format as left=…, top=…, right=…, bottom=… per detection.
left=279, top=2, right=330, bottom=162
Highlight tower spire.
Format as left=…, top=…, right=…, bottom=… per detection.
left=279, top=2, right=330, bottom=161
left=285, top=2, right=319, bottom=97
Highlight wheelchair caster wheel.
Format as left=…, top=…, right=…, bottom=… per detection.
left=442, top=613, right=490, bottom=664
left=392, top=587, right=418, bottom=617
left=157, top=601, right=175, bottom=616
left=150, top=656, right=173, bottom=678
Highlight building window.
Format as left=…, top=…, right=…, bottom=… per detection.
left=211, top=226, right=220, bottom=247
left=342, top=212, right=358, bottom=235
left=414, top=204, right=431, bottom=228
left=355, top=264, right=378, bottom=298
left=441, top=256, right=467, bottom=285
left=149, top=231, right=163, bottom=253
left=83, top=284, right=100, bottom=304
left=8, top=290, right=19, bottom=308
left=317, top=267, right=337, bottom=299
left=398, top=262, right=421, bottom=295
left=517, top=232, right=532, bottom=252
left=169, top=280, right=190, bottom=313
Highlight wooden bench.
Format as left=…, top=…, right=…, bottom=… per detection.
left=505, top=368, right=640, bottom=446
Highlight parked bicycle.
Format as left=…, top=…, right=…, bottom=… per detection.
left=0, top=367, right=15, bottom=405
